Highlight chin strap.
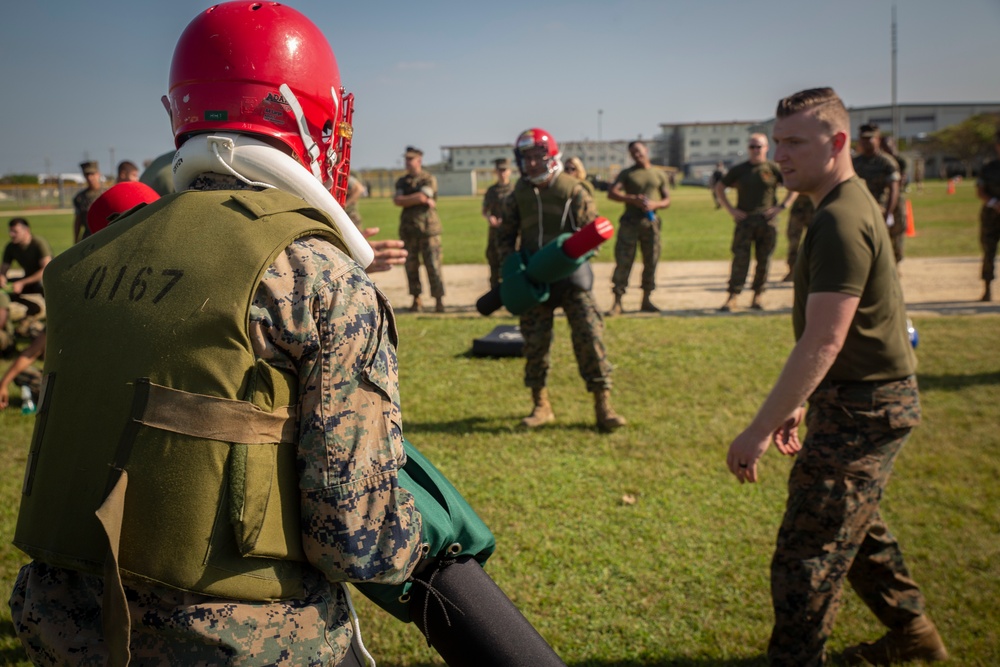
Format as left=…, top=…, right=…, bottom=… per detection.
left=280, top=83, right=323, bottom=181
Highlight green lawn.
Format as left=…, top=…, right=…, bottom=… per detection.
left=3, top=178, right=984, bottom=264
left=0, top=315, right=997, bottom=665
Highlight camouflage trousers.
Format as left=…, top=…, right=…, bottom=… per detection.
left=10, top=561, right=361, bottom=666
left=0, top=328, right=14, bottom=355
left=728, top=215, right=777, bottom=295
left=399, top=227, right=445, bottom=298
left=520, top=286, right=612, bottom=392
left=611, top=215, right=661, bottom=296
left=768, top=376, right=927, bottom=667
left=486, top=226, right=502, bottom=290
left=980, top=207, right=1000, bottom=283
left=785, top=212, right=810, bottom=271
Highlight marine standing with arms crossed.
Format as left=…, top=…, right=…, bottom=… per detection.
left=726, top=87, right=947, bottom=667
left=394, top=146, right=445, bottom=312
left=497, top=128, right=626, bottom=432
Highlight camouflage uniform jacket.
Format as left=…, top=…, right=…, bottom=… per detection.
left=852, top=152, right=900, bottom=212
left=10, top=178, right=424, bottom=666
left=496, top=172, right=598, bottom=260
left=395, top=170, right=441, bottom=235
left=482, top=181, right=514, bottom=221
left=72, top=187, right=103, bottom=238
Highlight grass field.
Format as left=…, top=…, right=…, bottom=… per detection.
left=2, top=178, right=985, bottom=263
left=0, top=178, right=996, bottom=665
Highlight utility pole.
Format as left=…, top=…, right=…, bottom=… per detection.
left=891, top=3, right=900, bottom=143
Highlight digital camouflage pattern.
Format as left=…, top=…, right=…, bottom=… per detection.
left=0, top=291, right=14, bottom=351
left=399, top=228, right=445, bottom=298
left=611, top=216, right=661, bottom=296
left=395, top=170, right=444, bottom=297
left=10, top=184, right=423, bottom=664
left=852, top=152, right=900, bottom=213
left=497, top=174, right=613, bottom=392
left=395, top=171, right=441, bottom=236
left=482, top=181, right=514, bottom=290
left=728, top=214, right=778, bottom=295
left=978, top=158, right=1000, bottom=282
left=785, top=196, right=815, bottom=270
left=72, top=187, right=103, bottom=240
left=520, top=286, right=612, bottom=392
left=768, top=376, right=926, bottom=666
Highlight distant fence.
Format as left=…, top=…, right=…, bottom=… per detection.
left=0, top=182, right=81, bottom=209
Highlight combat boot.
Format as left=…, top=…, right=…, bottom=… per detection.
left=409, top=296, right=422, bottom=313
left=981, top=281, right=992, bottom=302
left=521, top=388, right=554, bottom=428
left=640, top=290, right=659, bottom=313
left=842, top=615, right=948, bottom=665
left=606, top=296, right=624, bottom=317
left=593, top=389, right=626, bottom=433
left=435, top=297, right=445, bottom=313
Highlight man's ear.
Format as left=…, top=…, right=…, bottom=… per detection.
left=831, top=131, right=848, bottom=155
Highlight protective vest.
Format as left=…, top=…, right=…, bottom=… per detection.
left=512, top=173, right=585, bottom=255
left=14, top=189, right=349, bottom=601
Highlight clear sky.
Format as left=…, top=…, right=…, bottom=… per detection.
left=1, top=0, right=997, bottom=177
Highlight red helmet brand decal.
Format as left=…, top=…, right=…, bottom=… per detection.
left=264, top=92, right=290, bottom=106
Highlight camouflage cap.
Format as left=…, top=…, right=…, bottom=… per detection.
left=80, top=161, right=100, bottom=175
left=404, top=146, right=423, bottom=158
left=494, top=158, right=510, bottom=170
left=859, top=123, right=880, bottom=138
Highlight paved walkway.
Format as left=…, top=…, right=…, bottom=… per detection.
left=370, top=257, right=1000, bottom=318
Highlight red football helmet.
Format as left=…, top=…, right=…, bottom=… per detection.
left=514, top=128, right=562, bottom=185
left=167, top=2, right=354, bottom=203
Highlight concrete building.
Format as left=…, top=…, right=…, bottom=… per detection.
left=442, top=139, right=635, bottom=176
left=655, top=121, right=760, bottom=179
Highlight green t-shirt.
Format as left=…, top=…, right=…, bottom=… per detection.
left=613, top=165, right=668, bottom=218
left=3, top=236, right=52, bottom=278
left=721, top=160, right=782, bottom=215
left=793, top=176, right=915, bottom=382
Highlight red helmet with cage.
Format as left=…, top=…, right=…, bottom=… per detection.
left=167, top=2, right=355, bottom=203
left=514, top=128, right=562, bottom=185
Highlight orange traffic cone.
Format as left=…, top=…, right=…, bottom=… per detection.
left=946, top=178, right=956, bottom=195
left=905, top=199, right=916, bottom=237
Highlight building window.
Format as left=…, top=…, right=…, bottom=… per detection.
left=709, top=139, right=721, bottom=146
left=457, top=160, right=464, bottom=167
left=728, top=138, right=739, bottom=145
left=690, top=140, right=702, bottom=147
left=905, top=114, right=935, bottom=123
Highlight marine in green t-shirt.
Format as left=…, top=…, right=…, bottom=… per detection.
left=606, top=140, right=671, bottom=314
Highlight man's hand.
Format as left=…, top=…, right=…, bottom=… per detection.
left=487, top=215, right=501, bottom=228
left=362, top=227, right=407, bottom=273
left=772, top=407, right=804, bottom=456
left=0, top=275, right=6, bottom=288
left=11, top=280, right=23, bottom=295
left=730, top=209, right=748, bottom=223
left=0, top=384, right=9, bottom=410
left=764, top=205, right=783, bottom=222
left=726, top=428, right=772, bottom=484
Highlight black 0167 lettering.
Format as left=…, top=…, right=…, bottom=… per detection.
left=83, top=265, right=185, bottom=304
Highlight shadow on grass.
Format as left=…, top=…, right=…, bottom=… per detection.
left=403, top=416, right=602, bottom=436
left=376, top=660, right=770, bottom=667
left=917, top=370, right=1000, bottom=391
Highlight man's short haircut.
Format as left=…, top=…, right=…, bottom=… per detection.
left=627, top=140, right=645, bottom=151
left=775, top=87, right=848, bottom=134
left=117, top=160, right=139, bottom=177
left=8, top=217, right=29, bottom=229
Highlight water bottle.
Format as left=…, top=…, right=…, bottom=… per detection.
left=645, top=210, right=656, bottom=221
left=20, top=385, right=36, bottom=415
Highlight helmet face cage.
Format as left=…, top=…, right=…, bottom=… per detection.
left=514, top=128, right=561, bottom=184
left=168, top=2, right=354, bottom=204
